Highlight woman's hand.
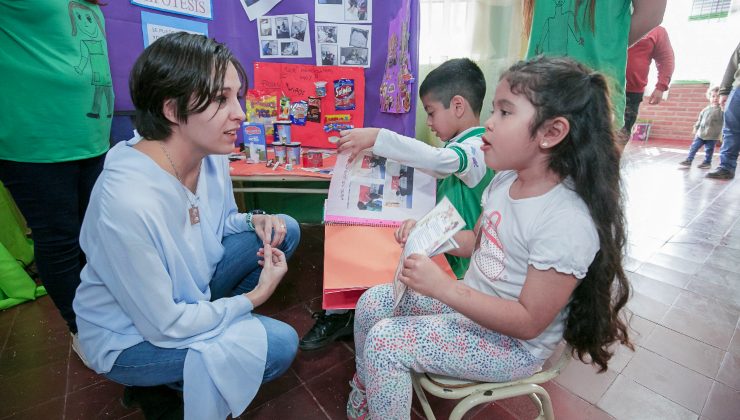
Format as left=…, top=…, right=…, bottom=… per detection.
left=394, top=219, right=417, bottom=246
left=252, top=214, right=287, bottom=247
left=337, top=128, right=381, bottom=162
left=244, top=244, right=288, bottom=307
left=397, top=254, right=450, bottom=299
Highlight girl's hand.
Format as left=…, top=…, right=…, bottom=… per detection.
left=252, top=214, right=287, bottom=247
left=337, top=128, right=381, bottom=162
left=398, top=254, right=450, bottom=299
left=395, top=219, right=417, bottom=246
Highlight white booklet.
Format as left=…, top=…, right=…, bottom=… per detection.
left=392, top=196, right=465, bottom=309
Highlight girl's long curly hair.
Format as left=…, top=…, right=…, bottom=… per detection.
left=503, top=56, right=632, bottom=372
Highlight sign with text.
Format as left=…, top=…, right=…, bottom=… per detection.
left=131, top=0, right=213, bottom=20
left=141, top=11, right=208, bottom=47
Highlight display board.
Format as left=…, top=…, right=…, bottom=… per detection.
left=252, top=62, right=365, bottom=147
left=101, top=0, right=420, bottom=138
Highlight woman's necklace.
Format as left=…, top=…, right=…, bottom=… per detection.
left=159, top=142, right=202, bottom=225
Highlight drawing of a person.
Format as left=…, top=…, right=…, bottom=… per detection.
left=534, top=0, right=584, bottom=56
left=69, top=1, right=113, bottom=119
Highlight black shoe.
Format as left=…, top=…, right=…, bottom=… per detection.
left=121, top=385, right=184, bottom=420
left=299, top=310, right=354, bottom=351
left=706, top=168, right=735, bottom=180
left=678, top=159, right=692, bottom=167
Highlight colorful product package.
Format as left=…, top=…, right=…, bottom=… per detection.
left=286, top=142, right=301, bottom=166
left=306, top=97, right=321, bottom=123
left=334, top=79, right=356, bottom=110
left=273, top=121, right=292, bottom=144
left=242, top=123, right=267, bottom=162
left=279, top=95, right=291, bottom=121
left=290, top=101, right=308, bottom=126
left=245, top=90, right=278, bottom=138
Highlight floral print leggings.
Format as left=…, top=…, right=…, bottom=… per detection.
left=354, top=284, right=543, bottom=419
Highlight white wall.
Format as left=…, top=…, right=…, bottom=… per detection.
left=659, top=1, right=740, bottom=86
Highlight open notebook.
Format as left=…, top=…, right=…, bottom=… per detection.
left=322, top=151, right=454, bottom=309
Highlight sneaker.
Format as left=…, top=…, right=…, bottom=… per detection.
left=697, top=162, right=711, bottom=169
left=706, top=168, right=735, bottom=179
left=346, top=373, right=370, bottom=420
left=71, top=333, right=92, bottom=368
left=299, top=310, right=354, bottom=351
left=678, top=159, right=692, bottom=166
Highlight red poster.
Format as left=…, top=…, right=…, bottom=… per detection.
left=253, top=62, right=365, bottom=148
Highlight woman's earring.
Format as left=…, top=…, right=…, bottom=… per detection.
left=542, top=142, right=549, bottom=147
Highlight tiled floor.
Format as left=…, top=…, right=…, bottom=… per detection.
left=1, top=139, right=739, bottom=419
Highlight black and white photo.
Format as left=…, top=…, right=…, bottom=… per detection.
left=290, top=16, right=307, bottom=42
left=349, top=27, right=369, bottom=48
left=259, top=17, right=272, bottom=37
left=275, top=17, right=290, bottom=39
left=340, top=46, right=368, bottom=66
left=281, top=41, right=299, bottom=56
left=317, top=25, right=337, bottom=43
left=321, top=44, right=338, bottom=65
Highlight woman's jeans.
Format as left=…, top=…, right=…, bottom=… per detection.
left=0, top=155, right=105, bottom=333
left=103, top=221, right=301, bottom=387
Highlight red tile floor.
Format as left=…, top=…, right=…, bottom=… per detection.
left=1, top=139, right=739, bottom=419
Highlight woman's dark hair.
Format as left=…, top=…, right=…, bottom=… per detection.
left=502, top=56, right=632, bottom=372
left=129, top=32, right=248, bottom=140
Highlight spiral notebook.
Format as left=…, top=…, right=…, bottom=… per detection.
left=322, top=151, right=452, bottom=309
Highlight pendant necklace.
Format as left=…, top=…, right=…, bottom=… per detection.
left=160, top=142, right=202, bottom=225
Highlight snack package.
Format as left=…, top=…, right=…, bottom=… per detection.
left=290, top=100, right=308, bottom=126
left=243, top=123, right=267, bottom=162
left=334, top=79, right=356, bottom=110
left=279, top=95, right=291, bottom=120
left=245, top=90, right=278, bottom=137
left=306, top=97, right=321, bottom=123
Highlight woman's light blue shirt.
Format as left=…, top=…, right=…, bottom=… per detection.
left=74, top=136, right=265, bottom=419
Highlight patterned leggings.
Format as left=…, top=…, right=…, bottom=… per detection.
left=354, top=284, right=543, bottom=419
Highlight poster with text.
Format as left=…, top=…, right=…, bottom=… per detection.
left=239, top=0, right=281, bottom=21
left=315, top=0, right=372, bottom=23
left=140, top=12, right=208, bottom=48
left=131, top=0, right=212, bottom=20
left=315, top=23, right=371, bottom=68
left=253, top=62, right=365, bottom=148
left=258, top=14, right=312, bottom=59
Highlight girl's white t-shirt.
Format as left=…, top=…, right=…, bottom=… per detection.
left=463, top=170, right=600, bottom=360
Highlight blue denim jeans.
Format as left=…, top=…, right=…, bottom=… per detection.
left=686, top=137, right=717, bottom=164
left=104, top=219, right=301, bottom=387
left=718, top=88, right=740, bottom=173
left=0, top=155, right=105, bottom=333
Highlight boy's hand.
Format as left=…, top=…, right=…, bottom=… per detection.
left=648, top=89, right=665, bottom=105
left=395, top=219, right=417, bottom=246
left=337, top=128, right=381, bottom=162
left=398, top=254, right=449, bottom=299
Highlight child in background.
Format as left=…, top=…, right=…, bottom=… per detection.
left=298, top=58, right=495, bottom=352
left=679, top=86, right=724, bottom=169
left=347, top=56, right=632, bottom=419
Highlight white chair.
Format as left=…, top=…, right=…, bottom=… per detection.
left=411, top=344, right=572, bottom=420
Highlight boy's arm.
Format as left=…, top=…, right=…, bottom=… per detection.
left=373, top=129, right=488, bottom=187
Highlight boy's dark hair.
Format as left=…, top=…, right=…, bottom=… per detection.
left=129, top=32, right=247, bottom=140
left=502, top=56, right=632, bottom=372
left=419, top=58, right=486, bottom=116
